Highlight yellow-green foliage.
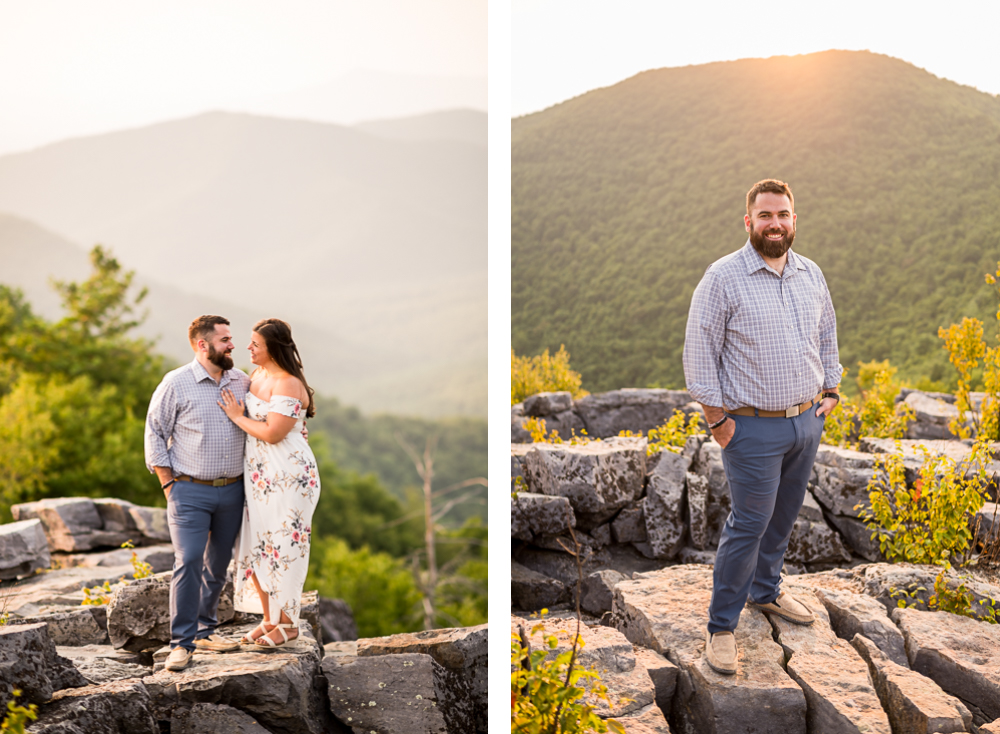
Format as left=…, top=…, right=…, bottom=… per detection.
left=857, top=437, right=992, bottom=567
left=511, top=621, right=624, bottom=734
left=1, top=690, right=38, bottom=734
left=823, top=362, right=914, bottom=449
left=890, top=568, right=999, bottom=624
left=82, top=580, right=114, bottom=606
left=122, top=540, right=153, bottom=580
left=619, top=409, right=703, bottom=456
left=512, top=346, right=588, bottom=406
left=524, top=417, right=594, bottom=446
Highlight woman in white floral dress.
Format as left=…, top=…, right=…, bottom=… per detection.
left=218, top=318, right=319, bottom=647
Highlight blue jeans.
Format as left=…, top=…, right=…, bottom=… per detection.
left=707, top=409, right=825, bottom=634
left=166, top=478, right=244, bottom=651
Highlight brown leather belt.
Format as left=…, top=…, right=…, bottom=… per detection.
left=726, top=394, right=821, bottom=418
left=176, top=475, right=239, bottom=487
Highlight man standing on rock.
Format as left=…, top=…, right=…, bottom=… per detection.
left=682, top=179, right=842, bottom=675
left=144, top=315, right=249, bottom=671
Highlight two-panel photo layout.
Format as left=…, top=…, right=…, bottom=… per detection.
left=2, top=2, right=1000, bottom=733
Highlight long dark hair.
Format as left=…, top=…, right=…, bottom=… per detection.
left=253, top=318, right=316, bottom=418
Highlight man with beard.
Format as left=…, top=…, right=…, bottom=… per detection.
left=683, top=179, right=842, bottom=675
left=144, top=315, right=250, bottom=671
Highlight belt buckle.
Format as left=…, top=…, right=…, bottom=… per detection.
left=212, top=478, right=227, bottom=487
left=785, top=405, right=799, bottom=418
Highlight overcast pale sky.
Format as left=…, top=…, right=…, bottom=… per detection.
left=512, top=0, right=1000, bottom=117
left=0, top=0, right=486, bottom=154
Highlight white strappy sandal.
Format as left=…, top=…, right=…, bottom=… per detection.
left=240, top=620, right=274, bottom=644
left=254, top=622, right=299, bottom=647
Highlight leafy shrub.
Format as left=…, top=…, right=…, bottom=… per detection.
left=512, top=346, right=588, bottom=405
left=823, top=362, right=914, bottom=448
left=511, top=620, right=624, bottom=734
left=1, top=690, right=38, bottom=733
left=645, top=410, right=702, bottom=455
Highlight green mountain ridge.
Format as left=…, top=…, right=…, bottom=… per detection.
left=512, top=50, right=1000, bottom=393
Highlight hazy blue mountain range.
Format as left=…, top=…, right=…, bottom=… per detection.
left=0, top=109, right=486, bottom=416
left=512, top=51, right=1000, bottom=393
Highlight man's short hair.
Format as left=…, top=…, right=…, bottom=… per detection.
left=746, top=179, right=794, bottom=216
left=188, top=315, right=230, bottom=345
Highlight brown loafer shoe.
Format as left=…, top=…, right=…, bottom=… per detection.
left=165, top=646, right=193, bottom=671
left=194, top=633, right=240, bottom=652
left=750, top=591, right=815, bottom=625
left=704, top=629, right=737, bottom=675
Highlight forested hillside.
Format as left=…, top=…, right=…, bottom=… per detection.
left=512, top=50, right=1000, bottom=391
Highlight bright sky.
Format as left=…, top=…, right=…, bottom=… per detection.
left=512, top=0, right=1000, bottom=117
left=0, top=0, right=486, bottom=154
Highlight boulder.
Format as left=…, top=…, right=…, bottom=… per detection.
left=91, top=498, right=139, bottom=535
left=522, top=438, right=647, bottom=525
left=28, top=678, right=158, bottom=734
left=611, top=501, right=647, bottom=543
left=56, top=644, right=151, bottom=685
left=574, top=388, right=693, bottom=438
left=689, top=444, right=731, bottom=550
left=511, top=615, right=655, bottom=719
left=892, top=605, right=1000, bottom=722
left=811, top=445, right=876, bottom=518
left=1, top=563, right=138, bottom=617
left=581, top=570, right=626, bottom=616
left=6, top=607, right=108, bottom=646
left=57, top=542, right=174, bottom=573
left=0, top=622, right=88, bottom=712
left=0, top=519, right=51, bottom=581
left=144, top=622, right=336, bottom=734
left=610, top=565, right=807, bottom=734
left=11, top=497, right=130, bottom=552
left=511, top=561, right=568, bottom=610
left=770, top=586, right=891, bottom=734
left=323, top=652, right=473, bottom=734
left=319, top=597, right=359, bottom=643
left=860, top=563, right=1000, bottom=620
left=128, top=506, right=171, bottom=543
left=825, top=514, right=885, bottom=561
left=851, top=633, right=971, bottom=734
left=511, top=404, right=532, bottom=443
left=171, top=702, right=272, bottom=734
left=902, top=391, right=962, bottom=440
left=524, top=391, right=575, bottom=416
left=356, top=624, right=487, bottom=732
left=510, top=492, right=575, bottom=541
left=784, top=518, right=852, bottom=565
left=632, top=646, right=679, bottom=714
left=641, top=452, right=691, bottom=560
left=806, top=586, right=908, bottom=667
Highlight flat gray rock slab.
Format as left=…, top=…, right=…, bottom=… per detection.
left=902, top=392, right=961, bottom=440
left=144, top=638, right=335, bottom=734
left=12, top=497, right=130, bottom=552
left=129, top=506, right=171, bottom=543
left=357, top=623, right=487, bottom=732
left=633, top=646, right=679, bottom=715
left=58, top=542, right=174, bottom=573
left=610, top=565, right=806, bottom=734
left=811, top=445, right=876, bottom=518
left=851, top=633, right=971, bottom=734
left=6, top=606, right=108, bottom=646
left=807, top=586, right=908, bottom=667
left=28, top=678, right=158, bottom=734
left=524, top=390, right=574, bottom=416
left=523, top=438, right=647, bottom=519
left=574, top=388, right=693, bottom=438
left=171, top=702, right=273, bottom=734
left=771, top=587, right=891, bottom=734
left=861, top=563, right=1000, bottom=620
left=2, top=562, right=137, bottom=616
left=892, top=605, right=1000, bottom=722
left=825, top=514, right=885, bottom=561
left=612, top=702, right=673, bottom=733
left=56, top=644, right=151, bottom=685
left=510, top=492, right=575, bottom=540
left=784, top=517, right=852, bottom=565
left=322, top=652, right=473, bottom=734
left=511, top=614, right=654, bottom=719
left=0, top=518, right=51, bottom=580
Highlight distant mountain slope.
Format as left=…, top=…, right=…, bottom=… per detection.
left=355, top=109, right=486, bottom=146
left=0, top=110, right=485, bottom=416
left=512, top=50, right=1000, bottom=392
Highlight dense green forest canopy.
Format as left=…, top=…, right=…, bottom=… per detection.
left=512, top=50, right=1000, bottom=392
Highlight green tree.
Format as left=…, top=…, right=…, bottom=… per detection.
left=512, top=345, right=588, bottom=405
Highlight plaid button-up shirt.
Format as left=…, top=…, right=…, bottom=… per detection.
left=144, top=358, right=251, bottom=480
left=683, top=241, right=843, bottom=412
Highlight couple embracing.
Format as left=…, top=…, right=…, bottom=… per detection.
left=143, top=315, right=321, bottom=672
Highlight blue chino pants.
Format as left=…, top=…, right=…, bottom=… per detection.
left=165, top=478, right=244, bottom=651
left=707, top=409, right=825, bottom=634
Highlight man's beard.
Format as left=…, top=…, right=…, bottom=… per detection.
left=750, top=222, right=795, bottom=259
left=207, top=343, right=234, bottom=370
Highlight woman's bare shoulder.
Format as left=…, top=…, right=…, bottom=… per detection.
left=274, top=374, right=307, bottom=401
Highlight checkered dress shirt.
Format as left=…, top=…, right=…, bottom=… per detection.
left=683, top=240, right=843, bottom=412
left=144, top=358, right=251, bottom=480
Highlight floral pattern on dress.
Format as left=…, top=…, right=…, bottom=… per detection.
left=232, top=391, right=320, bottom=625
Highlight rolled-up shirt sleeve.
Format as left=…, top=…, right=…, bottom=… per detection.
left=817, top=275, right=844, bottom=389
left=144, top=379, right=176, bottom=472
left=683, top=270, right=727, bottom=407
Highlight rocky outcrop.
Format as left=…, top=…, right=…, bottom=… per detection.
left=511, top=492, right=575, bottom=541
left=171, top=702, right=273, bottom=734
left=641, top=452, right=690, bottom=559
left=12, top=498, right=133, bottom=553
left=0, top=519, right=51, bottom=580
left=319, top=597, right=359, bottom=643
left=0, top=622, right=88, bottom=712
left=28, top=678, right=158, bottom=734
left=6, top=607, right=109, bottom=646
